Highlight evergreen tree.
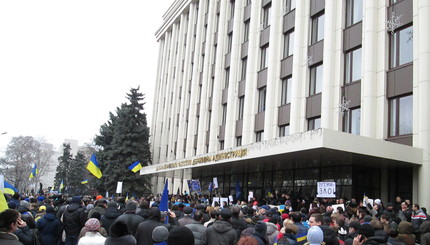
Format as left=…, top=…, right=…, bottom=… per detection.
left=54, top=143, right=73, bottom=193
left=68, top=152, right=87, bottom=195
left=94, top=87, right=152, bottom=196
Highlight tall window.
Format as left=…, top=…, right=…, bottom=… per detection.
left=279, top=124, right=290, bottom=137
left=222, top=103, right=228, bottom=125
left=236, top=136, right=242, bottom=146
left=345, top=48, right=362, bottom=84
left=308, top=117, right=321, bottom=130
left=346, top=0, right=363, bottom=27
left=244, top=20, right=250, bottom=42
left=281, top=77, right=292, bottom=105
left=241, top=58, right=247, bottom=81
left=283, top=31, right=295, bottom=58
left=258, top=86, right=267, bottom=113
left=311, top=13, right=325, bottom=44
left=238, top=96, right=245, bottom=120
left=285, top=0, right=296, bottom=13
left=227, top=33, right=233, bottom=53
left=262, top=4, right=271, bottom=29
left=389, top=95, right=413, bottom=137
left=225, top=68, right=230, bottom=88
left=343, top=107, right=361, bottom=135
left=310, top=64, right=323, bottom=95
left=390, top=26, right=413, bottom=68
left=230, top=0, right=235, bottom=19
left=260, top=45, right=269, bottom=70
left=256, top=131, right=264, bottom=142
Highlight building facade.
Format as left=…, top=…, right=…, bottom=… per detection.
left=144, top=0, right=430, bottom=207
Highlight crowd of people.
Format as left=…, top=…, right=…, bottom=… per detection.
left=1, top=192, right=430, bottom=245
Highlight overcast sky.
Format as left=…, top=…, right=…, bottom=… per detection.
left=0, top=0, right=174, bottom=153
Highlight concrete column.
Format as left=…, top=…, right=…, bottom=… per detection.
left=416, top=0, right=430, bottom=207
left=289, top=0, right=309, bottom=134
left=264, top=0, right=283, bottom=140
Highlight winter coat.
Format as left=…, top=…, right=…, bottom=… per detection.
left=277, top=233, right=297, bottom=245
left=115, top=212, right=145, bottom=235
left=79, top=227, right=108, bottom=239
left=135, top=221, right=167, bottom=245
left=230, top=216, right=247, bottom=239
left=0, top=232, right=23, bottom=245
left=387, top=237, right=406, bottom=245
left=411, top=209, right=427, bottom=233
left=397, top=221, right=415, bottom=245
left=17, top=208, right=36, bottom=229
left=202, top=220, right=237, bottom=245
left=77, top=232, right=106, bottom=245
left=344, top=231, right=358, bottom=245
left=398, top=210, right=412, bottom=223
left=63, top=203, right=87, bottom=237
left=88, top=204, right=106, bottom=219
left=186, top=221, right=207, bottom=245
left=362, top=235, right=388, bottom=245
left=101, top=206, right=123, bottom=235
left=13, top=226, right=36, bottom=245
left=36, top=212, right=62, bottom=245
left=179, top=215, right=194, bottom=227
left=266, top=222, right=280, bottom=245
left=294, top=222, right=309, bottom=245
left=420, top=221, right=430, bottom=245
left=105, top=235, right=137, bottom=245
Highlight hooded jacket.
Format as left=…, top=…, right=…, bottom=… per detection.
left=101, top=206, right=123, bottom=235
left=266, top=222, right=279, bottom=245
left=134, top=208, right=165, bottom=245
left=397, top=221, right=415, bottom=245
left=63, top=203, right=87, bottom=237
left=202, top=220, right=237, bottom=245
left=36, top=212, right=62, bottom=245
left=252, top=221, right=269, bottom=245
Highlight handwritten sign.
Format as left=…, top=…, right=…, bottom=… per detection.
left=317, top=182, right=336, bottom=198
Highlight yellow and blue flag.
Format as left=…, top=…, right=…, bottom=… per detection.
left=127, top=161, right=142, bottom=173
left=0, top=189, right=8, bottom=212
left=59, top=180, right=64, bottom=193
left=125, top=192, right=129, bottom=202
left=4, top=181, right=18, bottom=195
left=86, top=154, right=102, bottom=179
left=29, top=164, right=38, bottom=179
left=81, top=179, right=88, bottom=184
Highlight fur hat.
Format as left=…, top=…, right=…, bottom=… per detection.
left=307, top=225, right=324, bottom=245
left=167, top=227, right=194, bottom=245
left=152, top=226, right=169, bottom=243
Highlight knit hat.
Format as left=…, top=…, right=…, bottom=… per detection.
left=85, top=218, right=101, bottom=231
left=96, top=195, right=103, bottom=200
left=307, top=225, right=324, bottom=245
left=39, top=205, right=46, bottom=212
left=184, top=206, right=193, bottom=214
left=167, top=227, right=195, bottom=245
left=46, top=206, right=55, bottom=214
left=152, top=226, right=169, bottom=243
left=358, top=223, right=375, bottom=238
left=71, top=196, right=81, bottom=204
left=221, top=208, right=232, bottom=220
left=37, top=196, right=45, bottom=202
left=126, top=201, right=137, bottom=211
left=20, top=200, right=30, bottom=210
left=282, top=213, right=289, bottom=220
left=374, top=199, right=381, bottom=205
left=254, top=221, right=267, bottom=236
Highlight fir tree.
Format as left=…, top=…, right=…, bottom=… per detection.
left=54, top=143, right=73, bottom=193
left=94, top=87, right=152, bottom=196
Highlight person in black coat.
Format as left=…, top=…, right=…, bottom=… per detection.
left=37, top=206, right=62, bottom=245
left=252, top=221, right=269, bottom=245
left=101, top=202, right=123, bottom=235
left=63, top=196, right=86, bottom=245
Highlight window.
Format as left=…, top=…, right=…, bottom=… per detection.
left=244, top=20, right=250, bottom=42
left=245, top=0, right=251, bottom=6
left=238, top=96, right=245, bottom=120
left=390, top=26, right=413, bottom=68
left=279, top=124, right=290, bottom=137
left=346, top=0, right=363, bottom=27
left=281, top=77, right=292, bottom=105
left=343, top=107, right=361, bottom=135
left=260, top=45, right=269, bottom=70
left=225, top=68, right=230, bottom=88
left=222, top=104, right=227, bottom=125
left=311, top=13, right=325, bottom=44
left=230, top=0, right=235, bottom=19
left=283, top=31, right=295, bottom=58
left=262, top=4, right=271, bottom=29
left=308, top=117, right=321, bottom=130
left=258, top=87, right=267, bottom=113
left=256, top=131, right=264, bottom=142
left=220, top=140, right=225, bottom=150
left=241, top=58, right=247, bottom=81
left=345, top=48, right=362, bottom=84
left=389, top=95, right=413, bottom=137
left=310, top=64, right=323, bottom=95
left=227, top=33, right=233, bottom=53
left=285, top=0, right=296, bottom=13
left=236, top=136, right=242, bottom=146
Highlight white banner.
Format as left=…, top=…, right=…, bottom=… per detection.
left=213, top=177, right=218, bottom=188
left=316, top=182, right=336, bottom=198
left=116, top=181, right=123, bottom=194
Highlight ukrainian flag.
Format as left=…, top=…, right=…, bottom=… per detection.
left=59, top=180, right=64, bottom=193
left=29, top=164, right=38, bottom=179
left=81, top=179, right=88, bottom=184
left=4, top=181, right=18, bottom=195
left=86, top=154, right=102, bottom=179
left=127, top=161, right=142, bottom=173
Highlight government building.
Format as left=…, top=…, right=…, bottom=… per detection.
left=142, top=0, right=430, bottom=207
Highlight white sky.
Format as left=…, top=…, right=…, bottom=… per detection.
left=0, top=0, right=174, bottom=153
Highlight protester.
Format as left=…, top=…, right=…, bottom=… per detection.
left=77, top=218, right=106, bottom=245
left=36, top=206, right=62, bottom=245
left=105, top=220, right=137, bottom=245
left=0, top=209, right=23, bottom=245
